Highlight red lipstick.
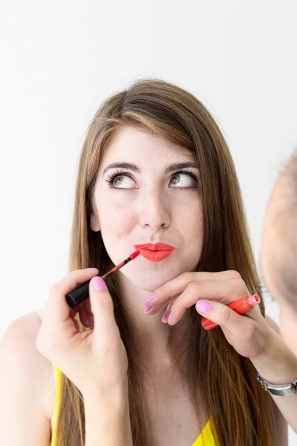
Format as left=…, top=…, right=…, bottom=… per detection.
left=134, top=243, right=175, bottom=262
left=201, top=294, right=260, bottom=330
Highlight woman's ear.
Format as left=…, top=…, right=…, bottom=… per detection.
left=90, top=213, right=100, bottom=232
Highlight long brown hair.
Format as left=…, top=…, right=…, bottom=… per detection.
left=54, top=79, right=275, bottom=445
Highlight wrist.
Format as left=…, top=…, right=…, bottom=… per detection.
left=250, top=326, right=297, bottom=384
left=84, top=384, right=132, bottom=446
left=83, top=381, right=129, bottom=413
left=256, top=372, right=297, bottom=396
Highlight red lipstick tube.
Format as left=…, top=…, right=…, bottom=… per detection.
left=201, top=294, right=260, bottom=330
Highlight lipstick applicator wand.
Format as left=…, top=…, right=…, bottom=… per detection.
left=66, top=250, right=140, bottom=308
left=201, top=294, right=260, bottom=330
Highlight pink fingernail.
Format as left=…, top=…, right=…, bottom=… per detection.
left=144, top=306, right=151, bottom=313
left=162, top=311, right=168, bottom=322
left=144, top=293, right=155, bottom=303
left=86, top=315, right=92, bottom=326
left=85, top=268, right=98, bottom=270
left=92, top=277, right=106, bottom=291
left=196, top=300, right=212, bottom=314
left=168, top=313, right=173, bottom=325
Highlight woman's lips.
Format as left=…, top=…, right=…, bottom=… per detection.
left=134, top=243, right=175, bottom=262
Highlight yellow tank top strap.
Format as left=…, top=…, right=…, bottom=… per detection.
left=192, top=417, right=217, bottom=446
left=51, top=367, right=63, bottom=446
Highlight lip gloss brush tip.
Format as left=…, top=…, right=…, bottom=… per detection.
left=130, top=250, right=140, bottom=259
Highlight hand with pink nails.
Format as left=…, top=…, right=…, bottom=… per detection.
left=143, top=270, right=271, bottom=358
left=36, top=269, right=129, bottom=409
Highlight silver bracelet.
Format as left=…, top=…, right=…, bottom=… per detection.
left=256, top=372, right=297, bottom=396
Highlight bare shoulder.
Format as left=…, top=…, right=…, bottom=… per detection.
left=0, top=312, right=54, bottom=444
left=1, top=311, right=51, bottom=373
left=0, top=311, right=55, bottom=398
left=1, top=311, right=42, bottom=345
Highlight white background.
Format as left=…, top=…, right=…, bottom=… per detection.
left=0, top=1, right=297, bottom=443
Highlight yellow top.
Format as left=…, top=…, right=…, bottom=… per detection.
left=50, top=367, right=63, bottom=446
left=192, top=418, right=217, bottom=446
left=51, top=368, right=217, bottom=446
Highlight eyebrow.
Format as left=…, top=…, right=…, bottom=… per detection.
left=103, top=161, right=199, bottom=175
left=164, top=162, right=199, bottom=173
left=103, top=162, right=140, bottom=175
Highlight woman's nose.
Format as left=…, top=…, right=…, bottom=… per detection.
left=138, top=189, right=170, bottom=230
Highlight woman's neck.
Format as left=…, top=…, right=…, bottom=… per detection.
left=117, top=273, right=191, bottom=368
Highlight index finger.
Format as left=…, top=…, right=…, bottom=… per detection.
left=144, top=270, right=241, bottom=308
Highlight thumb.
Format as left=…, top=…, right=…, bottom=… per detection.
left=89, top=276, right=117, bottom=337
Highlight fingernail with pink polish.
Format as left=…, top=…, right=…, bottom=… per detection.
left=144, top=293, right=155, bottom=303
left=144, top=306, right=151, bottom=313
left=85, top=268, right=98, bottom=270
left=92, top=276, right=106, bottom=291
left=168, top=313, right=173, bottom=325
left=162, top=311, right=168, bottom=322
left=196, top=300, right=212, bottom=314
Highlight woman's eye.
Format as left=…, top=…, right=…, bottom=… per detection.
left=112, top=175, right=135, bottom=189
left=169, top=173, right=196, bottom=188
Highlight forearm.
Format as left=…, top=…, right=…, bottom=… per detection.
left=249, top=327, right=297, bottom=432
left=84, top=386, right=133, bottom=446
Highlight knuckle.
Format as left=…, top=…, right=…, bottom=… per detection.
left=227, top=270, right=241, bottom=279
left=49, top=278, right=68, bottom=297
left=49, top=283, right=59, bottom=297
left=69, top=269, right=82, bottom=279
left=185, top=281, right=202, bottom=297
left=100, top=299, right=113, bottom=309
left=231, top=277, right=247, bottom=293
left=93, top=300, right=114, bottom=314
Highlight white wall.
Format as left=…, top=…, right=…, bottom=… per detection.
left=1, top=1, right=297, bottom=440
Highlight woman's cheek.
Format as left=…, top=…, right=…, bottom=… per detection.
left=98, top=204, right=136, bottom=259
left=99, top=195, right=133, bottom=228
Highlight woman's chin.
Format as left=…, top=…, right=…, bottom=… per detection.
left=125, top=270, right=180, bottom=293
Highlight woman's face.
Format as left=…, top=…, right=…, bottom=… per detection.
left=91, top=126, right=203, bottom=292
